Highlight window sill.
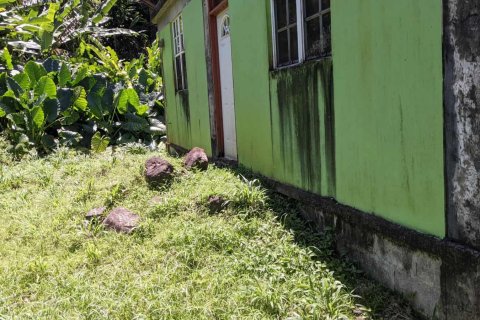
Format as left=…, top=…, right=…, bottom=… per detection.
left=270, top=56, right=332, bottom=72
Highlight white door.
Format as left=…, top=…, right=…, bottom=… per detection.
left=217, top=10, right=237, bottom=160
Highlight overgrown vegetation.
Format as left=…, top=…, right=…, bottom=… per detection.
left=0, top=0, right=164, bottom=156
left=0, top=142, right=418, bottom=319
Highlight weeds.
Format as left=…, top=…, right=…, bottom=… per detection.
left=0, top=142, right=417, bottom=319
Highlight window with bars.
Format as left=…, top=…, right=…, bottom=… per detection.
left=272, top=0, right=331, bottom=68
left=172, top=15, right=187, bottom=91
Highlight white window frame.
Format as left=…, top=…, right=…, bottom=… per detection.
left=271, top=0, right=331, bottom=69
left=172, top=15, right=187, bottom=91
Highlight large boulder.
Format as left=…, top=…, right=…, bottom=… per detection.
left=103, top=207, right=140, bottom=233
left=184, top=147, right=209, bottom=171
left=145, top=157, right=174, bottom=185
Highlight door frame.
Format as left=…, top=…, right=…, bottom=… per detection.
left=207, top=0, right=228, bottom=157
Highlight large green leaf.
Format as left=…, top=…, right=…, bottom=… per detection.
left=91, top=132, right=110, bottom=153
left=43, top=98, right=59, bottom=123
left=115, top=89, right=129, bottom=114
left=13, top=72, right=31, bottom=91
left=57, top=88, right=74, bottom=111
left=72, top=87, right=87, bottom=111
left=24, top=61, right=47, bottom=85
left=60, top=109, right=79, bottom=126
left=122, top=113, right=149, bottom=132
left=6, top=77, right=23, bottom=97
left=30, top=105, right=44, bottom=129
left=42, top=57, right=60, bottom=73
left=127, top=88, right=140, bottom=108
left=0, top=0, right=16, bottom=5
left=34, top=76, right=57, bottom=99
left=71, top=65, right=88, bottom=86
left=58, top=129, right=82, bottom=147
left=2, top=47, right=13, bottom=71
left=58, top=63, right=71, bottom=87
left=87, top=92, right=103, bottom=119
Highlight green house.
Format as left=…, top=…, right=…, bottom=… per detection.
left=151, top=1, right=480, bottom=318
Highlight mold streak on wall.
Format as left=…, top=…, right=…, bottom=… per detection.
left=269, top=60, right=335, bottom=195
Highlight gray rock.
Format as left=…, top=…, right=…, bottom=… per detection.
left=85, top=207, right=106, bottom=220
left=207, top=195, right=227, bottom=214
left=184, top=147, right=209, bottom=171
left=103, top=207, right=140, bottom=233
left=145, top=157, right=174, bottom=185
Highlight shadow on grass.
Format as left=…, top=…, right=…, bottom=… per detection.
left=220, top=162, right=422, bottom=320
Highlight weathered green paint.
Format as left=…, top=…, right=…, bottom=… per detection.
left=269, top=60, right=335, bottom=195
left=332, top=0, right=444, bottom=237
left=160, top=0, right=212, bottom=156
left=229, top=0, right=273, bottom=176
left=159, top=0, right=444, bottom=237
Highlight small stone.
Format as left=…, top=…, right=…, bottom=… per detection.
left=103, top=207, right=140, bottom=233
left=184, top=147, right=209, bottom=171
left=85, top=207, right=106, bottom=220
left=145, top=157, right=174, bottom=185
left=207, top=195, right=227, bottom=214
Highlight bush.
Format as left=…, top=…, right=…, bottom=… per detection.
left=0, top=39, right=164, bottom=156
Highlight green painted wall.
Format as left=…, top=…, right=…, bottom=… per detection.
left=269, top=60, right=336, bottom=196
left=160, top=0, right=212, bottom=156
left=229, top=0, right=274, bottom=177
left=160, top=0, right=444, bottom=237
left=332, top=0, right=444, bottom=236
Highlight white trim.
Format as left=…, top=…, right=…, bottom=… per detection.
left=296, top=0, right=305, bottom=64
left=172, top=14, right=187, bottom=91
left=270, top=0, right=278, bottom=69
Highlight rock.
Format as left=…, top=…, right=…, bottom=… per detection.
left=85, top=207, right=106, bottom=220
left=184, top=147, right=209, bottom=171
left=103, top=207, right=140, bottom=233
left=207, top=195, right=227, bottom=214
left=145, top=157, right=174, bottom=185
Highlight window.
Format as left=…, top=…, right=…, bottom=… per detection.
left=220, top=15, right=230, bottom=38
left=272, top=0, right=331, bottom=68
left=172, top=15, right=187, bottom=91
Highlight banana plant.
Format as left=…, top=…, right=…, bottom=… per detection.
left=0, top=0, right=137, bottom=60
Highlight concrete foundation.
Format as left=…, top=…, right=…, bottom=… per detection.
left=272, top=181, right=480, bottom=320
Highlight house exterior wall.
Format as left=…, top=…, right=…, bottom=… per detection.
left=228, top=0, right=274, bottom=177
left=332, top=0, right=445, bottom=237
left=158, top=0, right=444, bottom=237
left=160, top=0, right=212, bottom=156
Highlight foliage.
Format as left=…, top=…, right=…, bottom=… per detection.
left=0, top=146, right=419, bottom=319
left=0, top=0, right=137, bottom=63
left=103, top=0, right=157, bottom=60
left=0, top=39, right=164, bottom=156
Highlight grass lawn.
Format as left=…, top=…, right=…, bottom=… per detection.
left=0, top=141, right=416, bottom=319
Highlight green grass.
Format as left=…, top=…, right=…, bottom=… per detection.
left=0, top=140, right=417, bottom=319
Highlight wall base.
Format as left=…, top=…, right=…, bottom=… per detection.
left=268, top=181, right=480, bottom=320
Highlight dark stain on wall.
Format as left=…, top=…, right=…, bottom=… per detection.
left=319, top=59, right=336, bottom=195
left=273, top=59, right=334, bottom=193
left=177, top=90, right=190, bottom=123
